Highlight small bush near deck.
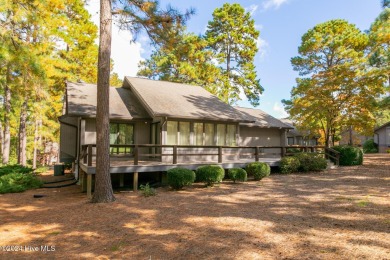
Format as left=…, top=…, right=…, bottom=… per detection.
left=387, top=149, right=390, bottom=153
left=332, top=146, right=363, bottom=166
left=196, top=165, right=225, bottom=186
left=280, top=156, right=301, bottom=174
left=228, top=168, right=247, bottom=183
left=139, top=183, right=156, bottom=197
left=294, top=153, right=327, bottom=172
left=245, top=162, right=270, bottom=180
left=167, top=167, right=196, bottom=190
left=286, top=147, right=301, bottom=154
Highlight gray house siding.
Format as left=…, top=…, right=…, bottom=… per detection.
left=375, top=126, right=390, bottom=153
left=240, top=126, right=286, bottom=158
left=59, top=116, right=78, bottom=162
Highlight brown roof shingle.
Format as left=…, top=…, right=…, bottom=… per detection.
left=66, top=82, right=150, bottom=119
left=235, top=107, right=293, bottom=129
left=124, top=77, right=254, bottom=123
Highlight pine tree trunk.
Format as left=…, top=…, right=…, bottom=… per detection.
left=33, top=119, right=40, bottom=169
left=91, top=0, right=115, bottom=203
left=0, top=121, right=3, bottom=160
left=18, top=97, right=28, bottom=166
left=3, top=65, right=11, bottom=164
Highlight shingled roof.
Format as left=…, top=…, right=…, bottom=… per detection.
left=123, top=77, right=254, bottom=123
left=234, top=107, right=293, bottom=129
left=65, top=82, right=150, bottom=119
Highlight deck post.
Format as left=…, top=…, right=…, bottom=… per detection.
left=87, top=174, right=92, bottom=199
left=83, top=146, right=87, bottom=164
left=119, top=173, right=124, bottom=187
left=134, top=145, right=139, bottom=165
left=133, top=172, right=138, bottom=191
left=255, top=147, right=259, bottom=162
left=87, top=145, right=92, bottom=166
left=173, top=146, right=177, bottom=164
left=281, top=147, right=286, bottom=157
left=218, top=146, right=222, bottom=163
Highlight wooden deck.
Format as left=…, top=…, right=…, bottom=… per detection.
left=79, top=157, right=281, bottom=174
left=78, top=144, right=339, bottom=198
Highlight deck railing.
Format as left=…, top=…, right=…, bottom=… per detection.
left=80, top=144, right=334, bottom=167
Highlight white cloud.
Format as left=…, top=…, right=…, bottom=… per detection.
left=261, top=0, right=289, bottom=11
left=273, top=102, right=288, bottom=118
left=245, top=4, right=259, bottom=16
left=256, top=37, right=269, bottom=60
left=85, top=0, right=144, bottom=78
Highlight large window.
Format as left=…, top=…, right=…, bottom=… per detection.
left=205, top=123, right=214, bottom=145
left=217, top=124, right=226, bottom=146
left=194, top=123, right=203, bottom=145
left=179, top=122, right=190, bottom=145
left=167, top=121, right=178, bottom=145
left=110, top=123, right=134, bottom=153
left=287, top=137, right=294, bottom=145
left=166, top=121, right=236, bottom=146
left=226, top=125, right=236, bottom=146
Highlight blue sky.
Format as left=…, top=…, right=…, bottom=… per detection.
left=87, top=0, right=383, bottom=118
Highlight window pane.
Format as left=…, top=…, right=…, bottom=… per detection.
left=226, top=125, right=236, bottom=146
left=179, top=122, right=190, bottom=145
left=109, top=124, right=118, bottom=145
left=205, top=123, right=214, bottom=145
left=288, top=137, right=294, bottom=145
left=217, top=124, right=226, bottom=146
left=167, top=121, right=178, bottom=145
left=194, top=123, right=203, bottom=145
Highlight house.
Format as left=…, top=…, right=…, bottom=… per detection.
left=279, top=119, right=318, bottom=146
left=339, top=127, right=371, bottom=146
left=59, top=77, right=305, bottom=196
left=374, top=122, right=390, bottom=153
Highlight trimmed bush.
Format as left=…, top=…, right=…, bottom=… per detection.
left=228, top=168, right=247, bottom=183
left=245, top=162, right=270, bottom=180
left=332, top=146, right=363, bottom=166
left=280, top=156, right=300, bottom=174
left=363, top=139, right=378, bottom=153
left=167, top=167, right=196, bottom=189
left=196, top=165, right=225, bottom=186
left=294, top=153, right=327, bottom=172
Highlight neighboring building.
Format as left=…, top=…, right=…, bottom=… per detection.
left=374, top=122, right=390, bottom=153
left=59, top=77, right=292, bottom=167
left=339, top=127, right=371, bottom=146
left=279, top=119, right=318, bottom=146
left=234, top=107, right=292, bottom=149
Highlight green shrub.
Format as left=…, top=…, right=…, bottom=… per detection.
left=387, top=149, right=390, bottom=153
left=332, top=146, right=363, bottom=166
left=293, top=153, right=327, bottom=172
left=280, top=156, right=301, bottom=174
left=363, top=139, right=378, bottom=153
left=245, top=162, right=270, bottom=180
left=139, top=183, right=156, bottom=197
left=0, top=165, right=33, bottom=177
left=228, top=168, right=247, bottom=183
left=167, top=167, right=196, bottom=189
left=196, top=165, right=225, bottom=186
left=0, top=173, right=43, bottom=194
left=286, top=147, right=301, bottom=154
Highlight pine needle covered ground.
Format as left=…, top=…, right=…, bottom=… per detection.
left=0, top=154, right=389, bottom=259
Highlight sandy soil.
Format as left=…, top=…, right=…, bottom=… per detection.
left=0, top=154, right=389, bottom=259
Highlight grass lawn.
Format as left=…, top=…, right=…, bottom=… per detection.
left=0, top=154, right=389, bottom=259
